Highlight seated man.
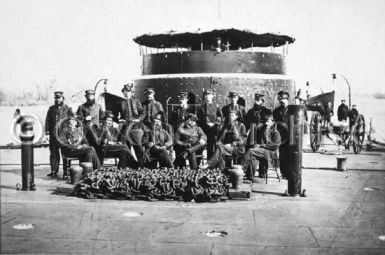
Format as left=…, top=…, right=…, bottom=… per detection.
left=142, top=114, right=173, bottom=168
left=201, top=110, right=247, bottom=171
left=174, top=113, right=207, bottom=170
left=97, top=111, right=138, bottom=169
left=58, top=115, right=101, bottom=170
left=242, top=114, right=281, bottom=181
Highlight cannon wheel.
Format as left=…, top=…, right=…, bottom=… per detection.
left=352, top=114, right=365, bottom=154
left=310, top=112, right=322, bottom=152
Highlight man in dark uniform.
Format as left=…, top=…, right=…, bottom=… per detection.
left=174, top=114, right=207, bottom=170
left=170, top=92, right=195, bottom=133
left=197, top=89, right=223, bottom=158
left=142, top=88, right=165, bottom=127
left=76, top=89, right=105, bottom=150
left=245, top=93, right=270, bottom=130
left=118, top=83, right=145, bottom=167
left=272, top=91, right=290, bottom=179
left=222, top=91, right=247, bottom=124
left=58, top=115, right=101, bottom=170
left=142, top=114, right=173, bottom=168
left=245, top=93, right=271, bottom=147
left=45, top=91, right=72, bottom=177
left=201, top=110, right=247, bottom=171
left=337, top=99, right=349, bottom=122
left=242, top=114, right=281, bottom=181
left=95, top=111, right=138, bottom=168
left=76, top=89, right=104, bottom=126
left=323, top=101, right=333, bottom=128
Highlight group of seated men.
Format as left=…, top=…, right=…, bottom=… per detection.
left=45, top=83, right=291, bottom=182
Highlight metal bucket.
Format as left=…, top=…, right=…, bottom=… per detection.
left=230, top=165, right=244, bottom=189
left=336, top=156, right=348, bottom=171
left=69, top=166, right=83, bottom=184
left=80, top=162, right=93, bottom=177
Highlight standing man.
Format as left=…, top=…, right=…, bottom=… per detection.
left=245, top=93, right=271, bottom=147
left=118, top=83, right=145, bottom=166
left=323, top=101, right=334, bottom=128
left=142, top=114, right=173, bottom=168
left=201, top=110, right=247, bottom=171
left=245, top=93, right=270, bottom=130
left=142, top=88, right=165, bottom=128
left=337, top=99, right=349, bottom=122
left=272, top=91, right=290, bottom=179
left=222, top=91, right=247, bottom=124
left=197, top=89, right=223, bottom=158
left=118, top=83, right=144, bottom=124
left=45, top=91, right=72, bottom=177
left=170, top=92, right=195, bottom=133
left=242, top=114, right=281, bottom=181
left=76, top=89, right=104, bottom=126
left=174, top=114, right=207, bottom=170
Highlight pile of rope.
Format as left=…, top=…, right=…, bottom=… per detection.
left=73, top=167, right=229, bottom=202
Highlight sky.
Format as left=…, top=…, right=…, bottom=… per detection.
left=1, top=0, right=385, bottom=100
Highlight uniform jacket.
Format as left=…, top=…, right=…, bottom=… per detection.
left=273, top=105, right=289, bottom=123
left=58, top=126, right=89, bottom=149
left=142, top=125, right=172, bottom=149
left=197, top=102, right=223, bottom=133
left=217, top=121, right=247, bottom=147
left=337, top=104, right=349, bottom=121
left=245, top=104, right=271, bottom=130
left=142, top=100, right=165, bottom=125
left=76, top=101, right=104, bottom=125
left=118, top=97, right=144, bottom=123
left=254, top=125, right=281, bottom=168
left=45, top=103, right=72, bottom=135
left=222, top=104, right=247, bottom=123
left=273, top=105, right=289, bottom=145
left=174, top=123, right=207, bottom=147
left=170, top=105, right=195, bottom=132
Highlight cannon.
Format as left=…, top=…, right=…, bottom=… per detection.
left=306, top=91, right=366, bottom=154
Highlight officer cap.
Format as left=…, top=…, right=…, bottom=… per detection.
left=85, top=89, right=95, bottom=96
left=54, top=91, right=64, bottom=99
left=203, top=89, right=214, bottom=95
left=254, top=93, right=264, bottom=100
left=144, top=88, right=155, bottom=94
left=121, top=83, right=133, bottom=92
left=228, top=91, right=239, bottom=98
left=278, top=91, right=289, bottom=98
left=186, top=113, right=198, bottom=121
left=178, top=92, right=188, bottom=99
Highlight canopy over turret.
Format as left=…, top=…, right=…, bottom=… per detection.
left=133, top=28, right=295, bottom=50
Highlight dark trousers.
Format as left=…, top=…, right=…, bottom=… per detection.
left=174, top=143, right=205, bottom=170
left=207, top=145, right=245, bottom=171
left=49, top=136, right=61, bottom=173
left=203, top=125, right=219, bottom=159
left=146, top=147, right=173, bottom=168
left=242, top=147, right=268, bottom=180
left=98, top=144, right=138, bottom=169
left=62, top=146, right=101, bottom=170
